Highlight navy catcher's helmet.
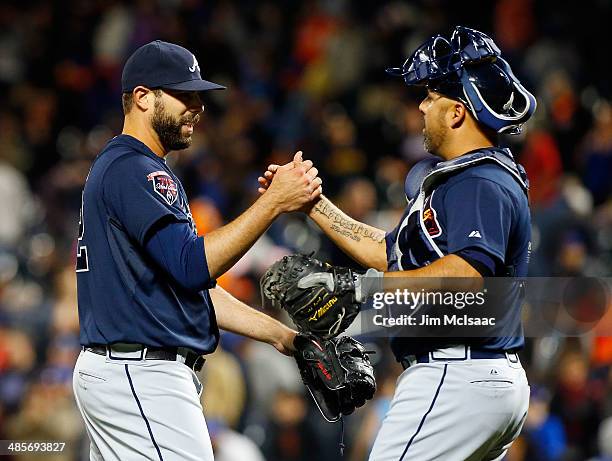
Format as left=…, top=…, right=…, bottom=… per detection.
left=387, top=26, right=536, bottom=135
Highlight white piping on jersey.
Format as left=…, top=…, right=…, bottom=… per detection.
left=393, top=194, right=422, bottom=271
left=418, top=189, right=444, bottom=258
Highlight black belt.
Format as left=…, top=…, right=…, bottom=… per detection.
left=84, top=344, right=206, bottom=372
left=401, top=349, right=517, bottom=370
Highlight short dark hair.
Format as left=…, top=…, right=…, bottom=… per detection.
left=122, top=89, right=162, bottom=115
left=121, top=93, right=133, bottom=115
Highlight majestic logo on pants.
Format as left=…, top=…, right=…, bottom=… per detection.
left=147, top=171, right=178, bottom=206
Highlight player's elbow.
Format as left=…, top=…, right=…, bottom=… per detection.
left=370, top=254, right=388, bottom=272
left=177, top=237, right=215, bottom=292
left=355, top=246, right=388, bottom=271
left=176, top=274, right=214, bottom=292
left=172, top=264, right=214, bottom=292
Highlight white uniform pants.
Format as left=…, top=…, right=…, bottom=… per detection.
left=369, top=350, right=530, bottom=461
left=73, top=349, right=214, bottom=461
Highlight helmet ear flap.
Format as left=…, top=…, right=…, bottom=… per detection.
left=495, top=58, right=537, bottom=122
left=459, top=58, right=537, bottom=134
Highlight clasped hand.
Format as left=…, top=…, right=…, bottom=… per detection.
left=257, top=151, right=322, bottom=213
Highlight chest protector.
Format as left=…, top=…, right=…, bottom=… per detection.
left=391, top=148, right=528, bottom=272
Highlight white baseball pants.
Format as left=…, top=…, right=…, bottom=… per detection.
left=369, top=350, right=529, bottom=461
left=73, top=349, right=214, bottom=461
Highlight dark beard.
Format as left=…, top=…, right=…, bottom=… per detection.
left=422, top=115, right=447, bottom=156
left=423, top=129, right=441, bottom=155
left=423, top=130, right=434, bottom=153
left=151, top=99, right=199, bottom=152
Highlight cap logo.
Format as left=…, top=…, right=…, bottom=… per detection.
left=188, top=55, right=200, bottom=73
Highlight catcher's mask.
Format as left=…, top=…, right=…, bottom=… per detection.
left=386, top=26, right=536, bottom=135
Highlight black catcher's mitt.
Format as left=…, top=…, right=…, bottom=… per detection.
left=294, top=334, right=376, bottom=422
left=261, top=254, right=360, bottom=338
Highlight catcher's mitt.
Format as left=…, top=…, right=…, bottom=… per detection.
left=261, top=254, right=360, bottom=338
left=294, top=334, right=376, bottom=422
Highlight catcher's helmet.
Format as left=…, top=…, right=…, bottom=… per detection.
left=387, top=26, right=536, bottom=135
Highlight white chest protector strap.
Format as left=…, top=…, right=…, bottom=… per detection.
left=420, top=148, right=529, bottom=198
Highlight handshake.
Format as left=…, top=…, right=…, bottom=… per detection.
left=256, top=151, right=323, bottom=214
left=261, top=254, right=381, bottom=422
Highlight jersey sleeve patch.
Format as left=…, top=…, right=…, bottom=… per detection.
left=423, top=194, right=442, bottom=238
left=103, top=155, right=187, bottom=245
left=147, top=171, right=178, bottom=206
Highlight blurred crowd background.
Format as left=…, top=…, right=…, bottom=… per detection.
left=0, top=0, right=611, bottom=460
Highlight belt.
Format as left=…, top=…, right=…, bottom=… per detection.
left=400, top=346, right=518, bottom=370
left=84, top=344, right=206, bottom=372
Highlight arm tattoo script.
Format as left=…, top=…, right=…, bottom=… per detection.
left=313, top=201, right=385, bottom=243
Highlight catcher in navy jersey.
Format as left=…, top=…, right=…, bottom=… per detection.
left=259, top=26, right=536, bottom=460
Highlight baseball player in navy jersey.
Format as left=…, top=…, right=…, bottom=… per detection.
left=73, top=40, right=322, bottom=461
left=259, top=27, right=536, bottom=460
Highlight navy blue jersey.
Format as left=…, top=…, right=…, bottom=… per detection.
left=385, top=148, right=530, bottom=359
left=76, top=134, right=219, bottom=354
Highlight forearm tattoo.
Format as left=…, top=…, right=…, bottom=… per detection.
left=313, top=201, right=385, bottom=243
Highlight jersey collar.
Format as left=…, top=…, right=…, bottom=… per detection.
left=114, top=134, right=167, bottom=164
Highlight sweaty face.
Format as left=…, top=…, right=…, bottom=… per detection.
left=420, top=91, right=449, bottom=156
left=151, top=91, right=202, bottom=152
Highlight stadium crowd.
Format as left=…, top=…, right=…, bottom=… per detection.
left=0, top=1, right=611, bottom=460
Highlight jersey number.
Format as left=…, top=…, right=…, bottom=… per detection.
left=76, top=193, right=89, bottom=272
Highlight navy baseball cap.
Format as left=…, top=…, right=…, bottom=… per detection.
left=121, top=40, right=225, bottom=93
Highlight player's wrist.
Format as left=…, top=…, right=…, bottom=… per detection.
left=272, top=326, right=297, bottom=356
left=306, top=195, right=325, bottom=218
left=257, top=191, right=284, bottom=218
left=284, top=328, right=298, bottom=353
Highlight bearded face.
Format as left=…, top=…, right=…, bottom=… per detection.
left=151, top=95, right=201, bottom=152
left=422, top=108, right=448, bottom=156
